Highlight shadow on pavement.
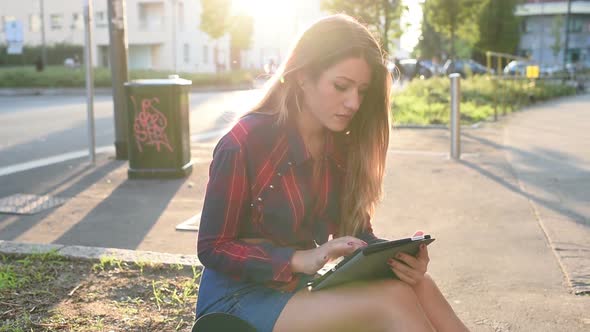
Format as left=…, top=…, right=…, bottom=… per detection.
left=0, top=159, right=124, bottom=241
left=461, top=132, right=589, bottom=227
left=53, top=176, right=186, bottom=250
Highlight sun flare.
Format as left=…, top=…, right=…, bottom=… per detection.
left=231, top=0, right=295, bottom=20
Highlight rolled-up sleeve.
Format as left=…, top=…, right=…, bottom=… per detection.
left=197, top=145, right=295, bottom=283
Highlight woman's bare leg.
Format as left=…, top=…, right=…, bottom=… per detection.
left=273, top=279, right=434, bottom=332
left=412, top=274, right=470, bottom=332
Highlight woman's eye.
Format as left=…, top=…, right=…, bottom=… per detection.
left=334, top=84, right=347, bottom=91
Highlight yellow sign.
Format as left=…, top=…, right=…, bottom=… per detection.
left=526, top=65, right=539, bottom=78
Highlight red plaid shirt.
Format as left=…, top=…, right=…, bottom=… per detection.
left=197, top=113, right=380, bottom=288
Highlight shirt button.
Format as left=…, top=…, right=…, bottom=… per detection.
left=257, top=197, right=263, bottom=202
left=269, top=184, right=275, bottom=189
left=277, top=172, right=282, bottom=177
left=287, top=161, right=293, bottom=166
left=250, top=203, right=254, bottom=207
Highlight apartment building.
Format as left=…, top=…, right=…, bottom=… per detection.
left=0, top=0, right=333, bottom=72
left=515, top=0, right=590, bottom=67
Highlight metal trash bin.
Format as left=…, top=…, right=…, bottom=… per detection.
left=124, top=75, right=193, bottom=179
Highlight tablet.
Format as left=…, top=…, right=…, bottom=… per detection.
left=307, top=235, right=435, bottom=291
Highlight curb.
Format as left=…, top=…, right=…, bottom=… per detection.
left=0, top=240, right=201, bottom=267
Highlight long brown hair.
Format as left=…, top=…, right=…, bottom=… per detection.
left=249, top=14, right=391, bottom=237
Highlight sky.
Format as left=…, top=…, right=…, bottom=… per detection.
left=231, top=0, right=424, bottom=53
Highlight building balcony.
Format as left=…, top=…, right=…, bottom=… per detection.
left=516, top=1, right=590, bottom=16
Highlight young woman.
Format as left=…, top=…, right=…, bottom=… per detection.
left=196, top=14, right=470, bottom=332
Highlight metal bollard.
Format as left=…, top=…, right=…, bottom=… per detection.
left=449, top=73, right=461, bottom=160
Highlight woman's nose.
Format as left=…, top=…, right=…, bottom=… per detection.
left=344, top=90, right=361, bottom=111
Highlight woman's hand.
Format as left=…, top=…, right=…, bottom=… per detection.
left=388, top=231, right=430, bottom=287
left=291, top=236, right=367, bottom=275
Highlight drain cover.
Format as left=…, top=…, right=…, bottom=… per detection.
left=0, top=194, right=67, bottom=215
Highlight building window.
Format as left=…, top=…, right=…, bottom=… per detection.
left=50, top=14, right=63, bottom=30
left=95, top=11, right=107, bottom=28
left=139, top=2, right=164, bottom=30
left=184, top=43, right=190, bottom=63
left=71, top=13, right=83, bottom=30
left=568, top=17, right=583, bottom=33
left=520, top=19, right=531, bottom=33
left=1, top=16, right=16, bottom=32
left=203, top=45, right=209, bottom=64
left=29, top=14, right=41, bottom=32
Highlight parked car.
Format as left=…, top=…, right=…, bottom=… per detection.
left=392, top=58, right=435, bottom=80
left=443, top=59, right=491, bottom=77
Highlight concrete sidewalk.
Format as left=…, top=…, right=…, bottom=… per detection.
left=1, top=95, right=589, bottom=331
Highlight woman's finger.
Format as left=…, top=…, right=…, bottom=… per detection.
left=394, top=252, right=419, bottom=269
left=388, top=258, right=418, bottom=280
left=417, top=244, right=430, bottom=264
left=390, top=266, right=416, bottom=286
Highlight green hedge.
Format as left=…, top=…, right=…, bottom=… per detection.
left=0, top=43, right=83, bottom=66
left=392, top=76, right=577, bottom=125
left=0, top=66, right=256, bottom=88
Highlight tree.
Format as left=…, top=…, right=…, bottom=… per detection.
left=414, top=9, right=446, bottom=60
left=229, top=14, right=254, bottom=70
left=424, top=0, right=483, bottom=59
left=551, top=15, right=563, bottom=63
left=320, top=0, right=405, bottom=54
left=475, top=0, right=521, bottom=60
left=200, top=0, right=232, bottom=71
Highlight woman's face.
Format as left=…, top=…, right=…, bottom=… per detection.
left=301, top=57, right=372, bottom=132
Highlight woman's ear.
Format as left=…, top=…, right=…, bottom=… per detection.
left=295, top=71, right=308, bottom=89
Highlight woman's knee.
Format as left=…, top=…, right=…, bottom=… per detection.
left=369, top=279, right=433, bottom=331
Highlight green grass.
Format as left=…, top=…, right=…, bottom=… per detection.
left=392, top=76, right=577, bottom=125
left=0, top=65, right=256, bottom=88
left=1, top=251, right=202, bottom=331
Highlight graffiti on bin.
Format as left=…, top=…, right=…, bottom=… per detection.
left=130, top=96, right=173, bottom=153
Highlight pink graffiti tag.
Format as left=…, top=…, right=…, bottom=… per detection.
left=130, top=96, right=173, bottom=153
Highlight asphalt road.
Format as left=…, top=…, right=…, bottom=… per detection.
left=0, top=89, right=261, bottom=197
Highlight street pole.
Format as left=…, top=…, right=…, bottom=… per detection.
left=172, top=0, right=177, bottom=72
left=563, top=0, right=572, bottom=70
left=108, top=0, right=129, bottom=160
left=450, top=73, right=461, bottom=160
left=83, top=0, right=96, bottom=164
left=39, top=0, right=47, bottom=66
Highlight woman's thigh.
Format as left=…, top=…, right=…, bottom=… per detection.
left=273, top=279, right=433, bottom=332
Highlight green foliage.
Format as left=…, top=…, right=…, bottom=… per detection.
left=0, top=66, right=255, bottom=88
left=391, top=76, right=576, bottom=125
left=230, top=14, right=254, bottom=51
left=0, top=43, right=83, bottom=66
left=475, top=0, right=521, bottom=59
left=320, top=0, right=405, bottom=53
left=199, top=0, right=232, bottom=40
left=414, top=10, right=446, bottom=60
left=424, top=0, right=483, bottom=59
left=229, top=13, right=255, bottom=70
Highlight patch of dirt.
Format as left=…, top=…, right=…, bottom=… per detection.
left=0, top=252, right=200, bottom=331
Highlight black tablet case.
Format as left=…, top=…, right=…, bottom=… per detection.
left=308, top=235, right=435, bottom=291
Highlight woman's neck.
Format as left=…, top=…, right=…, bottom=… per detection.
left=295, top=110, right=325, bottom=159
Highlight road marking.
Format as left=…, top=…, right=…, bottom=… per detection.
left=0, top=146, right=114, bottom=177
left=0, top=126, right=230, bottom=177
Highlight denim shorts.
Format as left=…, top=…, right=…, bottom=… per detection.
left=196, top=268, right=312, bottom=332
